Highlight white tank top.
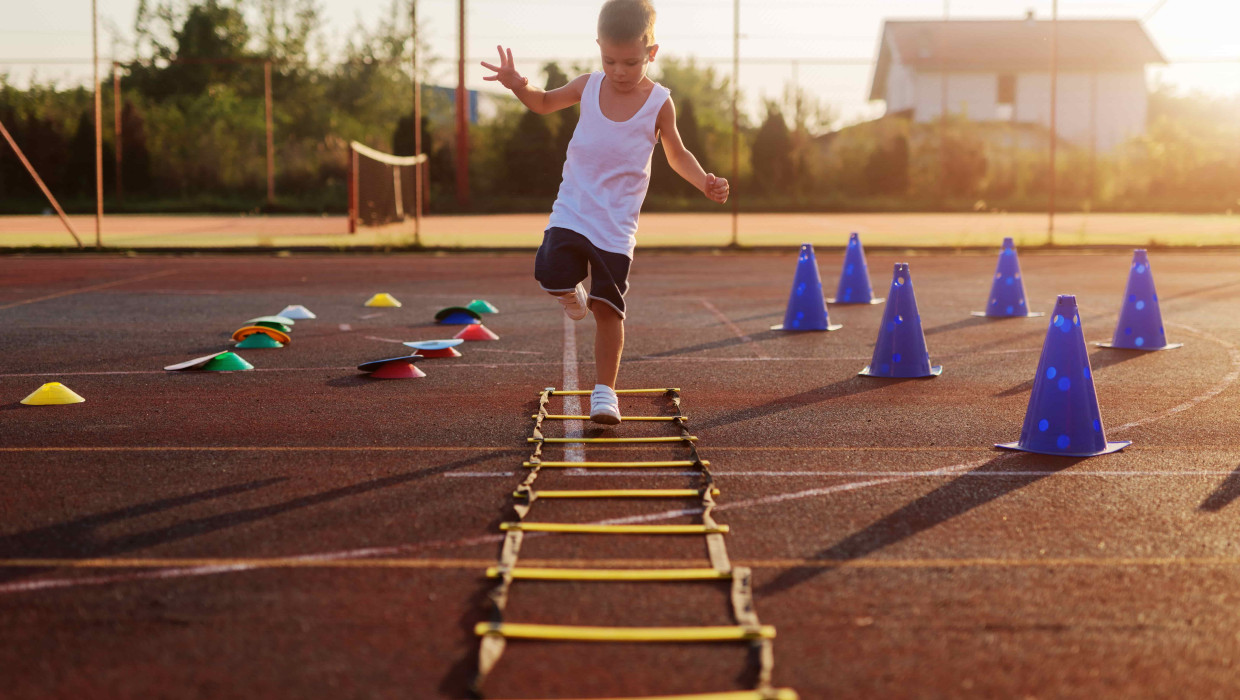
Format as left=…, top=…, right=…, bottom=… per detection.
left=547, top=71, right=671, bottom=259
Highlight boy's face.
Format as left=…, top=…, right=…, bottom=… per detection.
left=597, top=37, right=659, bottom=93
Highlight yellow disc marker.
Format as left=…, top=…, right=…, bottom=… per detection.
left=20, top=382, right=86, bottom=405
left=364, top=293, right=402, bottom=307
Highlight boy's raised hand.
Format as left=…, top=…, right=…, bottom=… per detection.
left=480, top=46, right=529, bottom=91
left=704, top=174, right=730, bottom=204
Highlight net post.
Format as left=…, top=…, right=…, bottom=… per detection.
left=348, top=146, right=358, bottom=234
left=113, top=62, right=123, bottom=202
left=92, top=0, right=103, bottom=248
left=0, top=118, right=83, bottom=248
left=264, top=60, right=275, bottom=206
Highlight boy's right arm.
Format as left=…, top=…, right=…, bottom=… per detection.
left=481, top=46, right=586, bottom=115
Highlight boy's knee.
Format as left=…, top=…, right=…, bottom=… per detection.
left=592, top=302, right=623, bottom=322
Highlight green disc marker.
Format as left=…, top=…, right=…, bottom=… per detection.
left=236, top=333, right=284, bottom=349
left=202, top=352, right=255, bottom=371
left=252, top=321, right=292, bottom=334
left=467, top=299, right=499, bottom=314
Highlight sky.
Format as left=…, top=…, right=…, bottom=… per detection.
left=3, top=0, right=1238, bottom=126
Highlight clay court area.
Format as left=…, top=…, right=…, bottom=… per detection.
left=2, top=249, right=1240, bottom=699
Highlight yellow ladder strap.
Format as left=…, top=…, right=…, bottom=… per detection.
left=500, top=522, right=729, bottom=535
left=485, top=566, right=732, bottom=581
left=554, top=691, right=800, bottom=700
left=550, top=388, right=678, bottom=396
left=535, top=414, right=687, bottom=422
left=522, top=460, right=708, bottom=468
left=474, top=622, right=774, bottom=642
left=529, top=436, right=696, bottom=444
left=515, top=488, right=720, bottom=499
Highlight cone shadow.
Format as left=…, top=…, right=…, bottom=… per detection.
left=1199, top=464, right=1240, bottom=512
left=1087, top=348, right=1146, bottom=373
left=697, top=376, right=909, bottom=432
left=923, top=316, right=991, bottom=337
left=637, top=329, right=781, bottom=359
left=758, top=453, right=1086, bottom=596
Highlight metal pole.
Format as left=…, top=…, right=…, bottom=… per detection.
left=265, top=60, right=275, bottom=205
left=92, top=0, right=103, bottom=248
left=454, top=0, right=470, bottom=208
left=0, top=118, right=83, bottom=248
left=114, top=62, right=123, bottom=202
left=730, top=0, right=739, bottom=247
left=412, top=0, right=423, bottom=244
left=939, top=0, right=949, bottom=199
left=1048, top=1, right=1058, bottom=246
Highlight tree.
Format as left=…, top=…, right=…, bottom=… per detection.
left=750, top=104, right=792, bottom=195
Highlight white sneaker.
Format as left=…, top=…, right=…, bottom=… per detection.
left=590, top=384, right=622, bottom=425
left=556, top=283, right=589, bottom=321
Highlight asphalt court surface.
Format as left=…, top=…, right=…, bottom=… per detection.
left=2, top=250, right=1239, bottom=698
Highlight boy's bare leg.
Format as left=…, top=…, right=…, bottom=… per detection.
left=592, top=302, right=624, bottom=388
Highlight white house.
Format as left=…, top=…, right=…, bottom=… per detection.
left=869, top=18, right=1165, bottom=151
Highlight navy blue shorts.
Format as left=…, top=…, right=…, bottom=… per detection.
left=534, top=227, right=632, bottom=318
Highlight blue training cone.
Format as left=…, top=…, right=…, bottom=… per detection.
left=827, top=232, right=884, bottom=305
left=998, top=295, right=1130, bottom=457
left=859, top=263, right=941, bottom=378
left=1096, top=249, right=1182, bottom=351
left=971, top=237, right=1044, bottom=319
left=771, top=243, right=842, bottom=332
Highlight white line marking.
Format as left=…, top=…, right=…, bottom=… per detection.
left=0, top=269, right=177, bottom=310
left=700, top=299, right=768, bottom=359
left=470, top=348, right=544, bottom=355
left=562, top=313, right=585, bottom=464
left=1111, top=323, right=1240, bottom=434
left=359, top=312, right=384, bottom=320
left=444, top=472, right=517, bottom=478
left=364, top=335, right=407, bottom=344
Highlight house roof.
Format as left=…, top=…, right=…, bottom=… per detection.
left=870, top=19, right=1166, bottom=100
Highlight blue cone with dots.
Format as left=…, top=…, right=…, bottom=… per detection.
left=772, top=243, right=842, bottom=332
left=997, top=295, right=1130, bottom=457
left=859, top=263, right=941, bottom=378
left=1096, top=249, right=1182, bottom=351
left=827, top=232, right=884, bottom=305
left=971, top=237, right=1044, bottom=319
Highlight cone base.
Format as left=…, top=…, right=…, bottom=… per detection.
left=20, top=383, right=86, bottom=405
left=827, top=297, right=884, bottom=305
left=771, top=323, right=843, bottom=332
left=859, top=364, right=942, bottom=378
left=1095, top=342, right=1183, bottom=351
left=413, top=347, right=462, bottom=358
left=971, top=311, right=1046, bottom=319
left=995, top=440, right=1131, bottom=457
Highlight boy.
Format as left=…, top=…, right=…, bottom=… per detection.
left=482, top=0, right=728, bottom=425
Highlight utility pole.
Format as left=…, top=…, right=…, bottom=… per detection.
left=730, top=0, right=739, bottom=247
left=114, top=62, right=123, bottom=201
left=455, top=0, right=470, bottom=208
left=92, top=0, right=103, bottom=247
left=1048, top=1, right=1059, bottom=246
left=412, top=0, right=423, bottom=242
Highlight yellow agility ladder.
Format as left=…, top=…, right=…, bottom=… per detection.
left=471, top=387, right=797, bottom=699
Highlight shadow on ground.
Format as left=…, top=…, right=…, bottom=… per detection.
left=758, top=452, right=1085, bottom=596
left=698, top=376, right=914, bottom=432
left=1199, top=464, right=1240, bottom=512
left=0, top=451, right=519, bottom=583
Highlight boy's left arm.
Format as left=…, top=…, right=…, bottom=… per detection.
left=656, top=98, right=729, bottom=204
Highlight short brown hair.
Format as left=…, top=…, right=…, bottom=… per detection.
left=598, top=0, right=657, bottom=47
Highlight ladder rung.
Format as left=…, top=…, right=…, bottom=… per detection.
left=529, top=436, right=696, bottom=444
left=485, top=566, right=732, bottom=581
left=523, top=460, right=708, bottom=468
left=515, top=488, right=721, bottom=499
left=474, top=622, right=774, bottom=642
left=499, top=522, right=729, bottom=535
left=535, top=414, right=687, bottom=422
left=550, top=388, right=678, bottom=396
